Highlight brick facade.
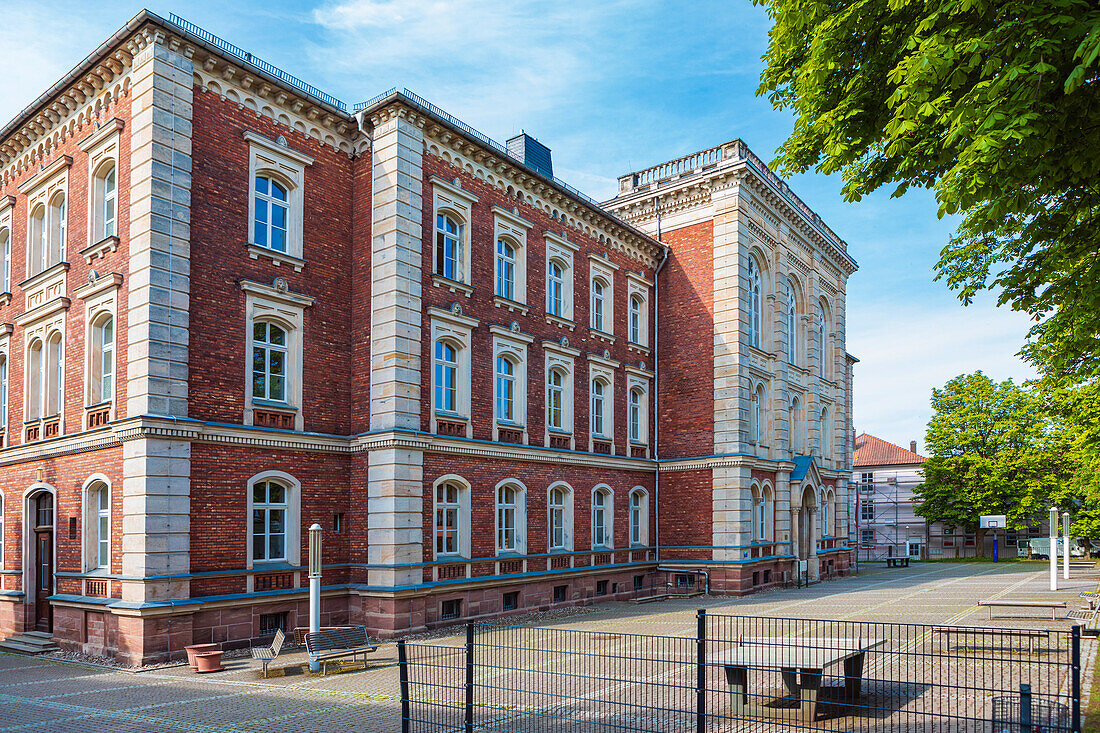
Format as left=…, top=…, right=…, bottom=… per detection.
left=0, top=12, right=855, bottom=664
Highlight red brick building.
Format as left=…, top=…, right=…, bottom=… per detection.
left=0, top=11, right=856, bottom=663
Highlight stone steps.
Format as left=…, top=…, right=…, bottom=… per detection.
left=0, top=632, right=60, bottom=655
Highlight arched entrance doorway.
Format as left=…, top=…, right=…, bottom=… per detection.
left=27, top=490, right=54, bottom=632
left=797, top=486, right=818, bottom=561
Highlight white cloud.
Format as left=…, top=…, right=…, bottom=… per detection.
left=847, top=296, right=1037, bottom=454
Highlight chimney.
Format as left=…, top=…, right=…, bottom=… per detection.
left=910, top=440, right=917, bottom=454
left=506, top=132, right=553, bottom=179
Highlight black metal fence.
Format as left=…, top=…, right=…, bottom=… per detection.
left=398, top=611, right=1081, bottom=732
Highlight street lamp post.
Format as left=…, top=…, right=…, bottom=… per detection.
left=308, top=523, right=323, bottom=673
left=1049, top=507, right=1058, bottom=591
left=1063, top=512, right=1071, bottom=581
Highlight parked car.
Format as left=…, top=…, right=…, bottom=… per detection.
left=1018, top=537, right=1088, bottom=559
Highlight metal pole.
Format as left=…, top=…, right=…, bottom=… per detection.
left=1020, top=683, right=1032, bottom=733
left=1050, top=507, right=1058, bottom=591
left=1064, top=512, right=1071, bottom=580
left=696, top=609, right=706, bottom=733
left=465, top=624, right=474, bottom=733
left=308, top=523, right=323, bottom=673
left=398, top=640, right=411, bottom=733
left=1072, top=625, right=1082, bottom=733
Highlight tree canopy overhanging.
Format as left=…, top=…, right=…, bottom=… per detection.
left=754, top=0, right=1100, bottom=382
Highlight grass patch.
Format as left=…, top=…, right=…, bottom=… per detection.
left=1087, top=642, right=1100, bottom=733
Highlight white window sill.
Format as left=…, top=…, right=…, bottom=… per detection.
left=245, top=243, right=306, bottom=272
left=0, top=292, right=9, bottom=307
left=590, top=328, right=615, bottom=344
left=492, top=295, right=529, bottom=314
left=80, top=235, right=120, bottom=263
left=627, top=341, right=651, bottom=355
left=545, top=313, right=575, bottom=331
left=432, top=274, right=473, bottom=297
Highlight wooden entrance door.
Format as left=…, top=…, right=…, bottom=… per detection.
left=34, top=529, right=53, bottom=631
left=32, top=492, right=54, bottom=633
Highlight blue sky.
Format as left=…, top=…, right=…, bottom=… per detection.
left=1, top=0, right=1037, bottom=452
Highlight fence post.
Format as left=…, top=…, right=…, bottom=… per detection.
left=697, top=608, right=706, bottom=733
left=465, top=624, right=474, bottom=733
left=398, top=640, right=410, bottom=733
left=1071, top=625, right=1081, bottom=733
left=1019, top=683, right=1032, bottom=733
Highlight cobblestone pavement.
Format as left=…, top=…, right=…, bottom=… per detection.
left=1, top=562, right=1095, bottom=732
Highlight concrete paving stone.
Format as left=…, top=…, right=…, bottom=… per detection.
left=0, top=563, right=1096, bottom=732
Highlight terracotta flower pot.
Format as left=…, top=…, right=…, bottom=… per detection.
left=194, top=650, right=224, bottom=673
left=185, top=643, right=220, bottom=668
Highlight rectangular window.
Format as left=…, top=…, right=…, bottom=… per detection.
left=675, top=574, right=695, bottom=589
left=96, top=488, right=110, bottom=568
left=502, top=591, right=519, bottom=611
left=441, top=599, right=462, bottom=620
left=860, top=500, right=874, bottom=522
left=436, top=214, right=463, bottom=281
left=496, top=238, right=516, bottom=299
left=861, top=528, right=875, bottom=546
left=633, top=575, right=644, bottom=591
left=333, top=512, right=344, bottom=534
left=259, top=612, right=287, bottom=636
left=553, top=585, right=567, bottom=603
left=595, top=580, right=608, bottom=596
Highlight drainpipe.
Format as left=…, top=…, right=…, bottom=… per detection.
left=653, top=212, right=669, bottom=565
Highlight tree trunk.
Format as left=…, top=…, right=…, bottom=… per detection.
left=976, top=528, right=987, bottom=558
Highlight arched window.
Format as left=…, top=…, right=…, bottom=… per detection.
left=92, top=483, right=110, bottom=569
left=0, top=353, right=7, bottom=434
left=750, top=385, right=764, bottom=445
left=48, top=192, right=66, bottom=267
left=592, top=487, right=613, bottom=549
left=0, top=227, right=10, bottom=292
left=254, top=175, right=289, bottom=252
left=435, top=480, right=467, bottom=557
left=251, top=480, right=288, bottom=562
left=629, top=488, right=648, bottom=546
left=790, top=395, right=804, bottom=454
left=28, top=205, right=45, bottom=276
left=548, top=484, right=572, bottom=550
left=434, top=341, right=458, bottom=413
left=45, top=332, right=62, bottom=417
left=93, top=161, right=117, bottom=240
left=495, top=355, right=516, bottom=423
left=26, top=339, right=43, bottom=421
left=89, top=315, right=114, bottom=405
left=629, top=294, right=644, bottom=345
left=751, top=485, right=763, bottom=541
left=547, top=368, right=564, bottom=430
left=252, top=321, right=287, bottom=402
left=820, top=407, right=832, bottom=457
left=591, top=278, right=607, bottom=332
left=496, top=237, right=516, bottom=300
left=748, top=256, right=762, bottom=348
left=629, top=387, right=644, bottom=444
left=785, top=281, right=797, bottom=365
left=496, top=482, right=526, bottom=554
left=435, top=213, right=463, bottom=281
left=816, top=303, right=827, bottom=378
left=547, top=259, right=565, bottom=317
left=591, top=379, right=608, bottom=438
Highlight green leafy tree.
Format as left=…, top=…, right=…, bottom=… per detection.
left=755, top=0, right=1100, bottom=382
left=914, top=372, right=1077, bottom=554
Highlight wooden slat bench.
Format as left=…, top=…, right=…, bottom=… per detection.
left=305, top=626, right=378, bottom=676
left=292, top=626, right=340, bottom=647
left=885, top=557, right=909, bottom=568
left=250, top=628, right=286, bottom=678
left=977, top=600, right=1067, bottom=620
left=934, top=627, right=1050, bottom=653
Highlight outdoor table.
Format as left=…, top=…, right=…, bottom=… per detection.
left=710, top=636, right=886, bottom=721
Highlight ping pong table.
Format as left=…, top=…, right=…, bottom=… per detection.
left=711, top=636, right=886, bottom=721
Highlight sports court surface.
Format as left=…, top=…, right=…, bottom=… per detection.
left=0, top=562, right=1094, bottom=732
